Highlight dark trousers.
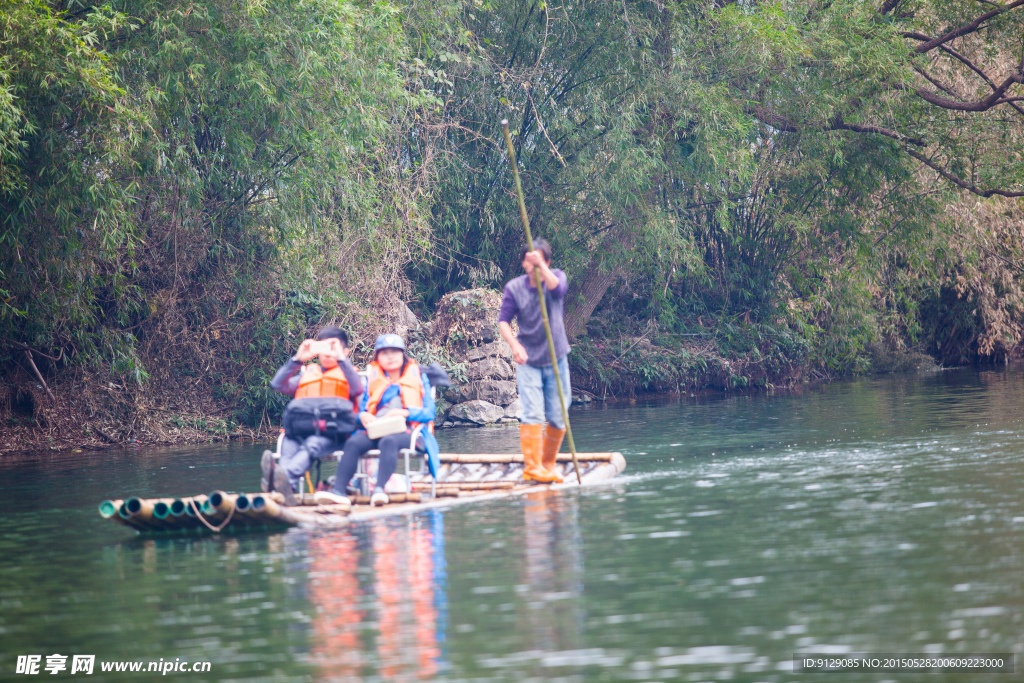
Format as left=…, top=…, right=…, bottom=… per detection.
left=332, top=430, right=415, bottom=495
left=279, top=434, right=344, bottom=490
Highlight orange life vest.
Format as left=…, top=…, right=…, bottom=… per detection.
left=294, top=364, right=351, bottom=401
left=365, top=360, right=433, bottom=433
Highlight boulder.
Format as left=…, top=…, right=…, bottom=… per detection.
left=448, top=400, right=505, bottom=425
left=432, top=289, right=505, bottom=353
left=395, top=303, right=420, bottom=338
left=466, top=356, right=515, bottom=381
left=466, top=340, right=512, bottom=362
left=425, top=288, right=524, bottom=426
left=457, top=380, right=518, bottom=405
left=503, top=398, right=522, bottom=419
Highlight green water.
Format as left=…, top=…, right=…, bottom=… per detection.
left=2, top=368, right=1024, bottom=681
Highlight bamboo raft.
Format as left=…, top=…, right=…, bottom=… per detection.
left=99, top=452, right=626, bottom=533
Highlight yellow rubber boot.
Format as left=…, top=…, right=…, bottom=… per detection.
left=541, top=425, right=566, bottom=483
left=521, top=423, right=555, bottom=483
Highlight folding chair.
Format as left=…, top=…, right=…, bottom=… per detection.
left=272, top=428, right=342, bottom=495
left=350, top=371, right=437, bottom=499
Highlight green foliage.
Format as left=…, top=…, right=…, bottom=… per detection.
left=4, top=0, right=1024, bottom=444
left=0, top=0, right=146, bottom=359
left=1, top=0, right=440, bottom=430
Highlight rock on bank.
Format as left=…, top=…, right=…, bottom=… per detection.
left=426, top=289, right=521, bottom=427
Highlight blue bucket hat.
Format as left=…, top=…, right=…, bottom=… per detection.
left=373, top=334, right=406, bottom=355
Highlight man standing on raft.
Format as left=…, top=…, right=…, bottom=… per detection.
left=498, top=238, right=570, bottom=484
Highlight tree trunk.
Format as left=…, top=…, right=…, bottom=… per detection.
left=564, top=259, right=621, bottom=340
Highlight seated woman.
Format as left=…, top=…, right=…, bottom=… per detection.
left=314, top=334, right=435, bottom=507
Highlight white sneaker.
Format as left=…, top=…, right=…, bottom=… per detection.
left=384, top=474, right=408, bottom=494
left=313, top=490, right=351, bottom=506
left=370, top=488, right=389, bottom=507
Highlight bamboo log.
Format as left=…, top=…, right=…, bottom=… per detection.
left=152, top=499, right=177, bottom=520
left=438, top=453, right=614, bottom=463
left=186, top=491, right=235, bottom=529
left=206, top=490, right=258, bottom=527
left=412, top=481, right=515, bottom=490
left=251, top=494, right=315, bottom=526
left=125, top=497, right=155, bottom=521
left=158, top=497, right=202, bottom=530
left=232, top=494, right=266, bottom=526
left=98, top=499, right=122, bottom=519
left=24, top=349, right=55, bottom=402
left=123, top=498, right=169, bottom=531
left=311, top=503, right=352, bottom=514
left=387, top=492, right=422, bottom=503
left=207, top=490, right=233, bottom=513
left=250, top=494, right=281, bottom=519
left=102, top=499, right=149, bottom=531
left=187, top=494, right=208, bottom=515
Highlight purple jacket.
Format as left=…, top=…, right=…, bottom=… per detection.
left=498, top=269, right=570, bottom=367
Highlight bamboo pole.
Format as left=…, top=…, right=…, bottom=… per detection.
left=23, top=350, right=55, bottom=403
left=501, top=120, right=582, bottom=485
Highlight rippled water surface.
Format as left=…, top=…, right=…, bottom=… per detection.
left=3, top=368, right=1024, bottom=681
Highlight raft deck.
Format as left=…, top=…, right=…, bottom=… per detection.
left=99, top=452, right=626, bottom=533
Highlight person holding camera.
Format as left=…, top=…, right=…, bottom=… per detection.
left=262, top=327, right=363, bottom=505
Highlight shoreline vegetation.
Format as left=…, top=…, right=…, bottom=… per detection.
left=3, top=0, right=1024, bottom=453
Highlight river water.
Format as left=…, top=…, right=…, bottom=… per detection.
left=2, top=368, right=1024, bottom=681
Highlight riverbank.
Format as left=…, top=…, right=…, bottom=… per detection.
left=0, top=335, right=942, bottom=453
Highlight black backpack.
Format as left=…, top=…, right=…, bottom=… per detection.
left=282, top=397, right=358, bottom=440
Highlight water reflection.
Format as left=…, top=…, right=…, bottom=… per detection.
left=521, top=490, right=583, bottom=652
left=304, top=512, right=448, bottom=682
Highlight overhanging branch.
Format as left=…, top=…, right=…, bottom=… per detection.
left=914, top=73, right=1023, bottom=111
left=906, top=148, right=1024, bottom=198
left=907, top=0, right=1024, bottom=54
left=749, top=105, right=925, bottom=146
